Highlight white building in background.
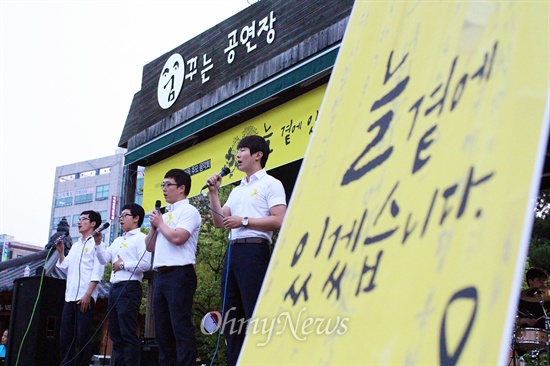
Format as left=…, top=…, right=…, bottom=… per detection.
left=50, top=149, right=127, bottom=245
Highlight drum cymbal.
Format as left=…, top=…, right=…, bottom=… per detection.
left=521, top=287, right=550, bottom=302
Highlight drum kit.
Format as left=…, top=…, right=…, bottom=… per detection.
left=510, top=287, right=550, bottom=365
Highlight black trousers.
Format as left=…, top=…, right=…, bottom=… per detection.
left=221, top=243, right=271, bottom=366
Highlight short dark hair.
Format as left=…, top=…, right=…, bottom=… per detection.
left=165, top=169, right=192, bottom=196
left=121, top=203, right=145, bottom=227
left=526, top=267, right=549, bottom=282
left=80, top=210, right=102, bottom=230
left=237, top=135, right=270, bottom=168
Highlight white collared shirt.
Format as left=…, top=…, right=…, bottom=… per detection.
left=95, top=228, right=151, bottom=283
left=56, top=235, right=105, bottom=302
left=152, top=199, right=202, bottom=269
left=225, top=169, right=286, bottom=243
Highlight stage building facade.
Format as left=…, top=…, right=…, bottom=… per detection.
left=118, top=0, right=355, bottom=211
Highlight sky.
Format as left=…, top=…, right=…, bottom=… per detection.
left=0, top=0, right=252, bottom=246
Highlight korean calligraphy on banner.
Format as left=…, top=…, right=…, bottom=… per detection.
left=142, top=85, right=325, bottom=211
left=240, top=1, right=550, bottom=365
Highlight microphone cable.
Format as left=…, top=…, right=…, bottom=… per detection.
left=200, top=188, right=232, bottom=366
left=61, top=228, right=105, bottom=366
left=13, top=244, right=57, bottom=366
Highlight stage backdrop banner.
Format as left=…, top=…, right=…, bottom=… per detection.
left=239, top=1, right=550, bottom=365
left=141, top=85, right=325, bottom=211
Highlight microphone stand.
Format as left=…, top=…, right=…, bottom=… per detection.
left=511, top=322, right=518, bottom=366
left=539, top=299, right=550, bottom=366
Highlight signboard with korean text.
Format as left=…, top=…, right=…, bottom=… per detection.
left=109, top=195, right=119, bottom=221
left=0, top=234, right=13, bottom=262
left=239, top=1, right=550, bottom=365
left=128, top=0, right=353, bottom=146
left=1, top=241, right=10, bottom=262
left=141, top=85, right=325, bottom=211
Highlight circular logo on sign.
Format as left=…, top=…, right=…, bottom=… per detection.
left=157, top=53, right=185, bottom=109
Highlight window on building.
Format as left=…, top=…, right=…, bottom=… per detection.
left=59, top=174, right=76, bottom=182
left=72, top=215, right=80, bottom=227
left=74, top=187, right=94, bottom=205
left=99, top=210, right=108, bottom=223
left=79, top=170, right=96, bottom=178
left=99, top=167, right=111, bottom=175
left=53, top=216, right=69, bottom=229
left=75, top=193, right=93, bottom=204
left=96, top=184, right=110, bottom=201
left=55, top=197, right=73, bottom=207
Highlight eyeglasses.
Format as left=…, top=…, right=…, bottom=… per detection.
left=78, top=217, right=90, bottom=222
left=160, top=182, right=178, bottom=189
left=119, top=213, right=133, bottom=220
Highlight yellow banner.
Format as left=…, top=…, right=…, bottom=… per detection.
left=142, top=85, right=325, bottom=211
left=241, top=2, right=549, bottom=365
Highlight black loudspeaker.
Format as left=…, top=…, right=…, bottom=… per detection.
left=6, top=276, right=65, bottom=366
left=140, top=338, right=159, bottom=366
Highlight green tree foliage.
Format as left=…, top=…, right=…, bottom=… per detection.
left=528, top=189, right=550, bottom=276
left=535, top=189, right=550, bottom=219
left=103, top=262, right=112, bottom=282
left=190, top=185, right=233, bottom=366
left=139, top=226, right=151, bottom=317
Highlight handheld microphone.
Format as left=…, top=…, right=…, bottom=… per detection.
left=92, top=222, right=110, bottom=237
left=53, top=232, right=68, bottom=248
left=155, top=199, right=166, bottom=214
left=56, top=232, right=68, bottom=242
left=202, top=166, right=230, bottom=189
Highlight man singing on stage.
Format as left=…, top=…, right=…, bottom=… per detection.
left=56, top=210, right=105, bottom=366
left=95, top=203, right=151, bottom=366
